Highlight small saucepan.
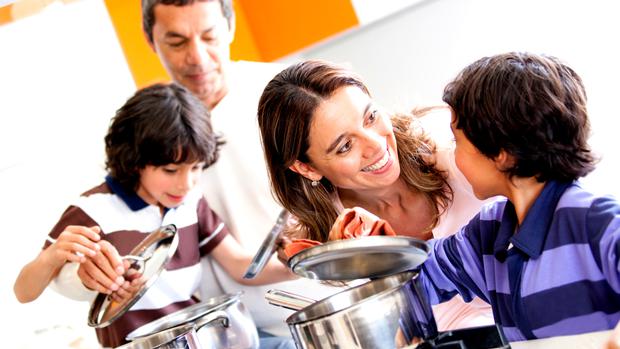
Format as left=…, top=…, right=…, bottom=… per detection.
left=126, top=292, right=259, bottom=349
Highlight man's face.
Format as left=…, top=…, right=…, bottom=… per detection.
left=150, top=1, right=233, bottom=110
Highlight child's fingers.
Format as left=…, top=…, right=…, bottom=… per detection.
left=54, top=236, right=100, bottom=258
left=77, top=262, right=117, bottom=294
left=98, top=240, right=125, bottom=276
left=62, top=250, right=87, bottom=264
left=65, top=225, right=101, bottom=242
left=80, top=242, right=125, bottom=290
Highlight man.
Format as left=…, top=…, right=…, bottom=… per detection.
left=142, top=0, right=341, bottom=338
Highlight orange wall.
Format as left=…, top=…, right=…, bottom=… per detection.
left=236, top=0, right=359, bottom=61
left=103, top=0, right=170, bottom=88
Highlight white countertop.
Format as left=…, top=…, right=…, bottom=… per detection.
left=511, top=330, right=612, bottom=349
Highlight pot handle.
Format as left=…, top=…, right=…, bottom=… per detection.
left=195, top=310, right=230, bottom=331
left=265, top=289, right=316, bottom=311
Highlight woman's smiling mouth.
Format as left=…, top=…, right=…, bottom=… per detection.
left=362, top=150, right=390, bottom=172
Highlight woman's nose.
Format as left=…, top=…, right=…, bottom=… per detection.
left=361, top=131, right=384, bottom=158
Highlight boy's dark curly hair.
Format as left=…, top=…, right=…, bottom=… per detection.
left=443, top=52, right=597, bottom=182
left=105, top=82, right=223, bottom=191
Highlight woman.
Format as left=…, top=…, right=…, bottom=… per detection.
left=257, top=59, right=493, bottom=330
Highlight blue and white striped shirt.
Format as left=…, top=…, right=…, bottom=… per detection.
left=420, top=180, right=620, bottom=341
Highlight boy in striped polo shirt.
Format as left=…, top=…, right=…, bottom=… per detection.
left=417, top=52, right=620, bottom=341
left=14, top=83, right=295, bottom=348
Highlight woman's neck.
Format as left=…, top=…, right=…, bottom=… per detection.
left=338, top=178, right=410, bottom=212
left=338, top=178, right=434, bottom=239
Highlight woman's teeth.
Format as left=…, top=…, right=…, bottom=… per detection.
left=362, top=151, right=390, bottom=172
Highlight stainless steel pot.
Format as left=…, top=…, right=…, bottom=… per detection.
left=116, top=310, right=228, bottom=349
left=267, top=271, right=437, bottom=349
left=127, top=292, right=259, bottom=349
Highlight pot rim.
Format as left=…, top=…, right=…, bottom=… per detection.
left=285, top=271, right=417, bottom=324
left=126, top=291, right=244, bottom=340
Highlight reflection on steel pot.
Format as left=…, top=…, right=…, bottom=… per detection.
left=268, top=271, right=437, bottom=349
left=127, top=292, right=259, bottom=349
left=116, top=310, right=228, bottom=349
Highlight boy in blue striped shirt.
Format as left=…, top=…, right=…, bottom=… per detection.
left=418, top=52, right=620, bottom=341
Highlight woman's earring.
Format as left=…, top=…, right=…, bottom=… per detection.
left=311, top=180, right=319, bottom=187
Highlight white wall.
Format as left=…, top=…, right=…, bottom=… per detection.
left=0, top=0, right=135, bottom=347
left=285, top=0, right=620, bottom=197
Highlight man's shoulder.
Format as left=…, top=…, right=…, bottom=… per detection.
left=230, top=60, right=286, bottom=81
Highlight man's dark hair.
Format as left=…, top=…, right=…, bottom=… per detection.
left=105, top=82, right=223, bottom=191
left=142, top=0, right=234, bottom=43
left=443, top=52, right=596, bottom=182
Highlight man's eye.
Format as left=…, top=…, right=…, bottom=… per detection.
left=337, top=141, right=352, bottom=154
left=167, top=41, right=185, bottom=48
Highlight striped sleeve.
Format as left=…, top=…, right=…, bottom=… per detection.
left=196, top=197, right=229, bottom=255
left=421, top=222, right=489, bottom=305
left=587, top=196, right=620, bottom=292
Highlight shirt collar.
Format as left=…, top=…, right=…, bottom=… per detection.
left=105, top=175, right=149, bottom=212
left=494, top=180, right=572, bottom=261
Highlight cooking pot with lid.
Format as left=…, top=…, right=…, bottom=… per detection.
left=126, top=292, right=259, bottom=349
left=266, top=236, right=438, bottom=348
left=268, top=270, right=437, bottom=348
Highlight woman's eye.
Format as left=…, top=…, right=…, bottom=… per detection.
left=337, top=141, right=352, bottom=154
left=163, top=168, right=177, bottom=174
left=366, top=110, right=378, bottom=125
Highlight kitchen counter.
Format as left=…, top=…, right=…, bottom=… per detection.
left=511, top=330, right=612, bottom=349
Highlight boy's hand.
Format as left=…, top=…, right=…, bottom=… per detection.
left=44, top=225, right=101, bottom=268
left=77, top=240, right=125, bottom=294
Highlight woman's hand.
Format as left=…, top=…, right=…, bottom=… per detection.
left=606, top=321, right=620, bottom=349
left=275, top=234, right=293, bottom=265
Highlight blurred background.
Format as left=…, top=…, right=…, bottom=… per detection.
left=1, top=0, right=619, bottom=347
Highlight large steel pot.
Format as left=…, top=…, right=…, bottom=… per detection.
left=268, top=271, right=437, bottom=349
left=127, top=292, right=259, bottom=349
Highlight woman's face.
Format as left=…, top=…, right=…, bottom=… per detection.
left=301, top=86, right=400, bottom=191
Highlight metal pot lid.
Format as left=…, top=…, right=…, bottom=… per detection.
left=125, top=291, right=243, bottom=340
left=88, top=224, right=179, bottom=328
left=287, top=235, right=429, bottom=281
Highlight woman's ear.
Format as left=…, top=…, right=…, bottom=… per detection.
left=289, top=160, right=322, bottom=182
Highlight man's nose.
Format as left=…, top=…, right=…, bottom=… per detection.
left=185, top=39, right=211, bottom=66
